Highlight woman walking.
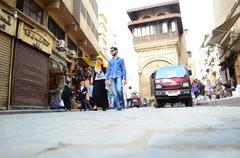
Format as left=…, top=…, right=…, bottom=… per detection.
left=92, top=56, right=109, bottom=111
left=192, top=79, right=199, bottom=98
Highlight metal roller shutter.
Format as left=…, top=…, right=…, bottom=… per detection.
left=0, top=32, right=12, bottom=107
left=12, top=41, right=49, bottom=107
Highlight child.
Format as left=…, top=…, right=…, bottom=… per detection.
left=77, top=81, right=88, bottom=111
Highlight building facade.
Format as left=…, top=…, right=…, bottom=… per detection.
left=0, top=0, right=99, bottom=109
left=127, top=0, right=188, bottom=98
left=207, top=0, right=240, bottom=88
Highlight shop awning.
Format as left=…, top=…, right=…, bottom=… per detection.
left=78, top=57, right=94, bottom=67
left=208, top=12, right=240, bottom=46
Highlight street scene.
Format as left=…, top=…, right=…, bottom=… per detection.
left=1, top=106, right=240, bottom=158
left=0, top=0, right=240, bottom=157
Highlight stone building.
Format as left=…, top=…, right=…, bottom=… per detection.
left=0, top=0, right=99, bottom=109
left=127, top=0, right=188, bottom=98
left=207, top=0, right=240, bottom=87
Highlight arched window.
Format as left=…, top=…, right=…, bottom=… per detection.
left=142, top=15, right=151, bottom=19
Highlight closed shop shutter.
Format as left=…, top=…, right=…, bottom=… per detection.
left=12, top=41, right=49, bottom=106
left=0, top=32, right=12, bottom=107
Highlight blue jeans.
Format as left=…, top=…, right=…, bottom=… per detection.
left=110, top=77, right=124, bottom=109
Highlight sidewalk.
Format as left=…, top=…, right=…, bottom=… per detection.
left=199, top=95, right=240, bottom=106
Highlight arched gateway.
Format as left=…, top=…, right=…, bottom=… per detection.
left=127, top=1, right=189, bottom=98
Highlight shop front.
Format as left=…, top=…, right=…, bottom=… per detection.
left=11, top=21, right=52, bottom=108
left=0, top=8, right=16, bottom=109
left=49, top=53, right=68, bottom=109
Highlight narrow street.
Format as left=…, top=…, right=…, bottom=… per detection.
left=1, top=106, right=240, bottom=158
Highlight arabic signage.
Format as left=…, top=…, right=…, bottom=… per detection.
left=0, top=8, right=16, bottom=36
left=17, top=22, right=52, bottom=54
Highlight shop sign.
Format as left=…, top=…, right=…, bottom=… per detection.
left=0, top=9, right=16, bottom=36
left=18, top=22, right=52, bottom=54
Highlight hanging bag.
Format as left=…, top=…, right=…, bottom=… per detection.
left=60, top=99, right=65, bottom=107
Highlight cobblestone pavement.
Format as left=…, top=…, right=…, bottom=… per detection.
left=0, top=106, right=240, bottom=158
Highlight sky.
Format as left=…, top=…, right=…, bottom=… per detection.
left=98, top=0, right=214, bottom=91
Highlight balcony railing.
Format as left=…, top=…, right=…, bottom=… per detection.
left=133, top=32, right=178, bottom=44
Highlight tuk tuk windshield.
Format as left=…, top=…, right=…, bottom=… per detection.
left=155, top=66, right=187, bottom=79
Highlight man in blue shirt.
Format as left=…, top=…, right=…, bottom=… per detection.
left=105, top=47, right=127, bottom=110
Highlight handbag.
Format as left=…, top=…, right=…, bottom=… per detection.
left=60, top=99, right=65, bottom=107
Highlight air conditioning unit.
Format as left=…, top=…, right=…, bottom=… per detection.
left=68, top=49, right=77, bottom=58
left=56, top=39, right=65, bottom=50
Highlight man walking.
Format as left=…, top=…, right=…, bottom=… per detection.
left=105, top=47, right=127, bottom=110
left=126, top=86, right=133, bottom=108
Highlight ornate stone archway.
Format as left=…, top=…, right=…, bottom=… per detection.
left=138, top=59, right=173, bottom=97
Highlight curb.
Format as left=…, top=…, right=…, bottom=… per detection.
left=198, top=96, right=240, bottom=106
left=0, top=109, right=65, bottom=115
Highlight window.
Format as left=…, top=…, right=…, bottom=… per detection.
left=133, top=27, right=138, bottom=37
left=145, top=26, right=150, bottom=36
left=67, top=38, right=77, bottom=51
left=187, top=51, right=192, bottom=57
left=137, top=27, right=141, bottom=37
left=47, top=16, right=65, bottom=40
left=171, top=21, right=176, bottom=32
left=157, top=23, right=162, bottom=35
left=162, top=22, right=168, bottom=33
left=156, top=66, right=187, bottom=79
left=17, top=0, right=43, bottom=23
left=150, top=25, right=154, bottom=35
left=141, top=27, right=146, bottom=36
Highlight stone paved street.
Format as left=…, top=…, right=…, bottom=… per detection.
left=0, top=106, right=240, bottom=158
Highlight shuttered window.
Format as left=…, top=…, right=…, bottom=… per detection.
left=0, top=32, right=12, bottom=107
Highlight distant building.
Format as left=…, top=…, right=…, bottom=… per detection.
left=98, top=13, right=117, bottom=61
left=127, top=0, right=189, bottom=97
left=98, top=13, right=108, bottom=60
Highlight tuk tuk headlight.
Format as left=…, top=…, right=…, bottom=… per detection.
left=182, top=82, right=190, bottom=87
left=156, top=84, right=162, bottom=89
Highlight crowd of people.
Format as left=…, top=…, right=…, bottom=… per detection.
left=191, top=78, right=232, bottom=104
left=61, top=46, right=127, bottom=111
left=61, top=45, right=235, bottom=110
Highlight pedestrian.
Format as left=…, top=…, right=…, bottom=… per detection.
left=92, top=56, right=109, bottom=111
left=204, top=79, right=213, bottom=100
left=105, top=46, right=127, bottom=110
left=61, top=79, right=73, bottom=111
left=77, top=81, right=88, bottom=111
left=125, top=86, right=133, bottom=108
left=106, top=81, right=114, bottom=109
left=191, top=79, right=199, bottom=98
left=197, top=79, right=205, bottom=96
left=88, top=83, right=94, bottom=109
